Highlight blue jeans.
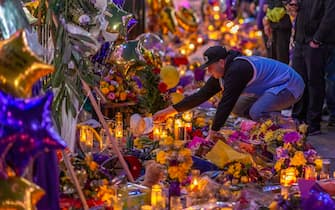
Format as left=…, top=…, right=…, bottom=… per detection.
left=232, top=89, right=299, bottom=120
left=325, top=48, right=335, bottom=120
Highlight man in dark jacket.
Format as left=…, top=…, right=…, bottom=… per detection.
left=291, top=0, right=335, bottom=135
left=153, top=46, right=304, bottom=140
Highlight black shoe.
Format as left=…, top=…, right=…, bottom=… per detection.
left=308, top=127, right=321, bottom=136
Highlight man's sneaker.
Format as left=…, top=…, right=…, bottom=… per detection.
left=308, top=127, right=321, bottom=136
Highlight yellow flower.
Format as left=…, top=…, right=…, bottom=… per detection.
left=264, top=119, right=273, bottom=127
left=180, top=161, right=192, bottom=171
left=85, top=155, right=99, bottom=171
left=264, top=130, right=274, bottom=142
left=195, top=117, right=206, bottom=127
left=299, top=124, right=308, bottom=134
left=100, top=81, right=108, bottom=87
left=227, top=165, right=235, bottom=174
left=233, top=171, right=241, bottom=179
left=109, top=85, right=116, bottom=92
left=160, top=136, right=174, bottom=146
left=235, top=163, right=242, bottom=171
left=119, top=91, right=127, bottom=101
left=260, top=124, right=267, bottom=133
left=173, top=140, right=184, bottom=149
left=97, top=185, right=115, bottom=206
left=179, top=148, right=192, bottom=157
left=134, top=138, right=142, bottom=149
left=168, top=166, right=179, bottom=179
left=274, top=158, right=285, bottom=172
left=156, top=151, right=167, bottom=164
left=100, top=87, right=109, bottom=95
left=290, top=151, right=307, bottom=166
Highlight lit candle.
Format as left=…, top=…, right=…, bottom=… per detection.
left=153, top=122, right=161, bottom=141
left=151, top=185, right=164, bottom=209
left=304, top=165, right=316, bottom=180
left=315, top=158, right=323, bottom=171
left=280, top=167, right=297, bottom=187
left=174, top=118, right=185, bottom=140
left=141, top=205, right=152, bottom=210
left=182, top=111, right=193, bottom=122
left=160, top=129, right=167, bottom=139
left=190, top=170, right=200, bottom=193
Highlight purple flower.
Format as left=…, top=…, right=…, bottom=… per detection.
left=132, top=76, right=142, bottom=88
left=304, top=149, right=317, bottom=158
left=78, top=14, right=91, bottom=25
left=276, top=147, right=289, bottom=159
left=178, top=75, right=193, bottom=87
left=283, top=131, right=301, bottom=144
left=188, top=136, right=206, bottom=149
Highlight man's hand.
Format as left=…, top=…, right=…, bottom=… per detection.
left=153, top=106, right=178, bottom=122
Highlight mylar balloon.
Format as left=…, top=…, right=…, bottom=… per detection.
left=147, top=0, right=174, bottom=13
left=0, top=30, right=54, bottom=98
left=137, top=33, right=165, bottom=66
left=0, top=177, right=45, bottom=210
left=175, top=7, right=198, bottom=32
left=0, top=91, right=67, bottom=175
left=112, top=0, right=125, bottom=8
left=160, top=7, right=178, bottom=34
left=108, top=40, right=146, bottom=76
left=0, top=0, right=30, bottom=39
left=105, top=2, right=135, bottom=40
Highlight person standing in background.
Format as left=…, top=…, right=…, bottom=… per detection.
left=256, top=0, right=271, bottom=57
left=262, top=0, right=292, bottom=64
left=324, top=48, right=335, bottom=127
left=291, top=0, right=335, bottom=135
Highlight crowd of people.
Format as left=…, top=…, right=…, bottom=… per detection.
left=153, top=0, right=335, bottom=137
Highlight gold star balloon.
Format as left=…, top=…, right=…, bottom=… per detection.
left=0, top=177, right=45, bottom=210
left=0, top=30, right=54, bottom=98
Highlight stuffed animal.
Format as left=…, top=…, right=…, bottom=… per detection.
left=130, top=114, right=153, bottom=137
left=142, top=160, right=164, bottom=188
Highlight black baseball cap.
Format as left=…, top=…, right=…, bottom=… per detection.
left=199, top=46, right=228, bottom=69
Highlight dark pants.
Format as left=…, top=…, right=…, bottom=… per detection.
left=325, top=47, right=335, bottom=119
left=292, top=43, right=329, bottom=129
left=269, top=14, right=292, bottom=64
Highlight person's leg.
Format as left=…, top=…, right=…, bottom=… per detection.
left=292, top=43, right=308, bottom=123
left=248, top=89, right=298, bottom=121
left=325, top=48, right=335, bottom=125
left=232, top=95, right=258, bottom=118
left=304, top=44, right=327, bottom=131
left=274, top=15, right=291, bottom=64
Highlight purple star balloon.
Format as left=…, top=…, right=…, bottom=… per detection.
left=112, top=0, right=125, bottom=8
left=0, top=90, right=67, bottom=176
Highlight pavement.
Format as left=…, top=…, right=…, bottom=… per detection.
left=308, top=116, right=335, bottom=174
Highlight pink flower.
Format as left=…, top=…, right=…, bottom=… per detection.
left=107, top=92, right=115, bottom=100
left=240, top=120, right=257, bottom=132
left=188, top=136, right=206, bottom=149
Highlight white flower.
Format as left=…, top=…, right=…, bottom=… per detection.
left=79, top=14, right=91, bottom=25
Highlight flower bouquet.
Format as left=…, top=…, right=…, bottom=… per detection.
left=99, top=71, right=141, bottom=104
left=59, top=153, right=118, bottom=208
left=156, top=136, right=193, bottom=183
left=215, top=161, right=261, bottom=185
